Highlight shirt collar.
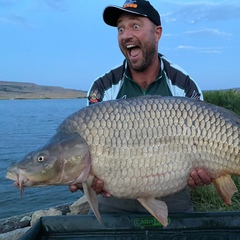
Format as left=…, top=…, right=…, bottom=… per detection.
left=124, top=54, right=163, bottom=82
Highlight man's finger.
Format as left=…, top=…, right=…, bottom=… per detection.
left=188, top=176, right=197, bottom=189
left=69, top=185, right=78, bottom=193
left=69, top=183, right=83, bottom=193
left=197, top=169, right=212, bottom=185
left=93, top=179, right=104, bottom=194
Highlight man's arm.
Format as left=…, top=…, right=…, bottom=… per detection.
left=87, top=64, right=125, bottom=105
left=161, top=55, right=203, bottom=100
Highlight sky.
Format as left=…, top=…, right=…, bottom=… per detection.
left=0, top=0, right=239, bottom=91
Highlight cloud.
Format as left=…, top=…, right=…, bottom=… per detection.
left=0, top=0, right=68, bottom=29
left=176, top=45, right=222, bottom=54
left=162, top=33, right=175, bottom=37
left=41, top=0, right=69, bottom=11
left=162, top=1, right=240, bottom=23
left=200, top=50, right=222, bottom=54
left=0, top=14, right=32, bottom=28
left=163, top=28, right=232, bottom=40
left=0, top=0, right=15, bottom=7
left=185, top=28, right=232, bottom=37
left=177, top=45, right=196, bottom=50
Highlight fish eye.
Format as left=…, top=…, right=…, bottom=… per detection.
left=37, top=156, right=45, bottom=162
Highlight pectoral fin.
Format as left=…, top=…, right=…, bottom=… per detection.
left=82, top=175, right=101, bottom=223
left=213, top=174, right=237, bottom=205
left=137, top=197, right=168, bottom=227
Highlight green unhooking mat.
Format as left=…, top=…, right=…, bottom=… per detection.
left=20, top=212, right=240, bottom=240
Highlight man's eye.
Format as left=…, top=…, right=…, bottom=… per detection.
left=133, top=24, right=140, bottom=29
left=118, top=27, right=124, bottom=33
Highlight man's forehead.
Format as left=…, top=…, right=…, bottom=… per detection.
left=117, top=12, right=148, bottom=25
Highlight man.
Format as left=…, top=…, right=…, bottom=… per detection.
left=70, top=0, right=212, bottom=214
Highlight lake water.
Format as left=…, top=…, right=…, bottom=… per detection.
left=0, top=99, right=87, bottom=219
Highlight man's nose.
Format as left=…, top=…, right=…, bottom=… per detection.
left=120, top=28, right=134, bottom=39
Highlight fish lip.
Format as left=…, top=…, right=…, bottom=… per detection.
left=6, top=171, right=18, bottom=181
left=6, top=169, right=33, bottom=188
left=9, top=173, right=32, bottom=197
left=15, top=173, right=30, bottom=187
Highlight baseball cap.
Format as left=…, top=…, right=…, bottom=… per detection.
left=103, top=0, right=161, bottom=27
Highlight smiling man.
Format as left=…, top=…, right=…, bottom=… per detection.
left=70, top=0, right=212, bottom=215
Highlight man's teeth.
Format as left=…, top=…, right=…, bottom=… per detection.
left=127, top=45, right=136, bottom=49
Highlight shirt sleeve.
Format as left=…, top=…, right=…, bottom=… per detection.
left=161, top=55, right=204, bottom=100
left=87, top=64, right=125, bottom=105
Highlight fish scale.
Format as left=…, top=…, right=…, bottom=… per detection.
left=57, top=96, right=239, bottom=194
left=6, top=95, right=240, bottom=226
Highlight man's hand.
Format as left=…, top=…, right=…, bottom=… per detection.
left=188, top=169, right=212, bottom=189
left=69, top=177, right=111, bottom=197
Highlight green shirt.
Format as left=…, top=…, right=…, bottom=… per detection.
left=116, top=66, right=172, bottom=99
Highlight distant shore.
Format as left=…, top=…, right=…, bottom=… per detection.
left=0, top=81, right=87, bottom=100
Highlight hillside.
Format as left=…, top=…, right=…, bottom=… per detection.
left=0, top=81, right=87, bottom=100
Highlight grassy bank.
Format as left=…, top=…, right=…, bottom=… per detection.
left=204, top=89, right=240, bottom=115
left=191, top=89, right=240, bottom=212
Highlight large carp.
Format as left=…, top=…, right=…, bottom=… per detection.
left=6, top=96, right=240, bottom=226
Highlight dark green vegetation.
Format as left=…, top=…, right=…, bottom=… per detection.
left=191, top=89, right=240, bottom=212
left=204, top=89, right=240, bottom=115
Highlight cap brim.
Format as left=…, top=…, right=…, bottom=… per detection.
left=103, top=5, right=145, bottom=27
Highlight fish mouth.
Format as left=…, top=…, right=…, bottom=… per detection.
left=6, top=169, right=34, bottom=196
left=14, top=174, right=29, bottom=196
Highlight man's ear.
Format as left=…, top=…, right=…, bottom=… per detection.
left=155, top=26, right=162, bottom=42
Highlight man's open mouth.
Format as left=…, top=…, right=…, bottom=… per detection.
left=126, top=44, right=141, bottom=58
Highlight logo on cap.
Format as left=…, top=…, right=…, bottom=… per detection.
left=123, top=0, right=137, bottom=9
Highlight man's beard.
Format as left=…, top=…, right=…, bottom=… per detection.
left=124, top=44, right=156, bottom=72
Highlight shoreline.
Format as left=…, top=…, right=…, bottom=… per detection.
left=0, top=80, right=87, bottom=100
left=0, top=196, right=90, bottom=239
left=0, top=97, right=87, bottom=100
left=0, top=203, right=71, bottom=234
